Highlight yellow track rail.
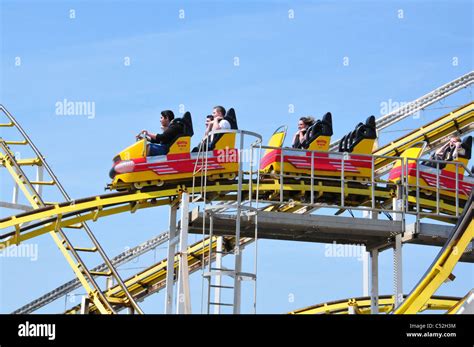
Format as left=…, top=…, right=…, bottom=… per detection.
left=0, top=182, right=395, bottom=249
left=446, top=290, right=473, bottom=314
left=290, top=295, right=461, bottom=314
left=65, top=236, right=253, bottom=314
left=373, top=101, right=474, bottom=172
left=2, top=102, right=473, bottom=315
left=394, top=195, right=473, bottom=314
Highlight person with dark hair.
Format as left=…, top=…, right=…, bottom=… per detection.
left=205, top=114, right=214, bottom=129
left=207, top=106, right=230, bottom=139
left=138, top=110, right=184, bottom=156
left=292, top=116, right=314, bottom=149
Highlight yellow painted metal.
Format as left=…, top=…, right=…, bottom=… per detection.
left=1, top=199, right=170, bottom=248
left=394, top=199, right=473, bottom=314
left=168, top=136, right=191, bottom=154
left=0, top=181, right=396, bottom=250
left=389, top=142, right=425, bottom=176
left=5, top=140, right=28, bottom=145
left=65, top=236, right=253, bottom=314
left=352, top=138, right=376, bottom=155
left=115, top=139, right=146, bottom=161
left=406, top=194, right=465, bottom=216
left=374, top=101, right=474, bottom=170
left=307, top=135, right=331, bottom=152
left=110, top=134, right=239, bottom=189
left=446, top=290, right=471, bottom=314
left=214, top=132, right=236, bottom=150
left=290, top=296, right=460, bottom=314
left=2, top=100, right=472, bottom=315
left=265, top=129, right=286, bottom=154
left=0, top=140, right=113, bottom=314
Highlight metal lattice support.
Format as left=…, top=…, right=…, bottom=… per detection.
left=0, top=105, right=143, bottom=314
left=13, top=231, right=169, bottom=314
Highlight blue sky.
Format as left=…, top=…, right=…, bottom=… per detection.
left=0, top=0, right=473, bottom=314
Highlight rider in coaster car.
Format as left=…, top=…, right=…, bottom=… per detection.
left=139, top=110, right=185, bottom=156
left=207, top=106, right=230, bottom=140
left=192, top=106, right=229, bottom=152
left=426, top=136, right=465, bottom=167
left=292, top=116, right=315, bottom=149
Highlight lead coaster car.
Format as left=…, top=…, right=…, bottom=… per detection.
left=108, top=109, right=240, bottom=191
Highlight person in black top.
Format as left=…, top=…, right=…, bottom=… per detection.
left=138, top=110, right=184, bottom=156
left=292, top=116, right=314, bottom=149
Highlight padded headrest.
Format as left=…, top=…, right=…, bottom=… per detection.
left=224, top=108, right=238, bottom=129
left=307, top=120, right=322, bottom=136
left=365, top=115, right=376, bottom=129
left=322, top=112, right=332, bottom=126
left=171, top=112, right=194, bottom=137
left=321, top=112, right=333, bottom=136
left=461, top=136, right=472, bottom=159
left=182, top=111, right=194, bottom=137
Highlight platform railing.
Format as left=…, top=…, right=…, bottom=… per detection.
left=257, top=144, right=472, bottom=221
left=402, top=157, right=472, bottom=218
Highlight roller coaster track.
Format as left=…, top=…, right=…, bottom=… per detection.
left=64, top=236, right=253, bottom=314
left=373, top=101, right=474, bottom=175
left=394, top=194, right=473, bottom=314
left=2, top=73, right=473, bottom=314
left=2, top=117, right=471, bottom=313
left=0, top=182, right=397, bottom=249
left=446, top=289, right=474, bottom=314
left=0, top=105, right=143, bottom=314
left=289, top=295, right=462, bottom=314
left=329, top=71, right=474, bottom=151
left=12, top=231, right=170, bottom=314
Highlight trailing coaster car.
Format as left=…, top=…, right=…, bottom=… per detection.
left=108, top=109, right=240, bottom=190
left=260, top=114, right=378, bottom=180
left=388, top=137, right=473, bottom=201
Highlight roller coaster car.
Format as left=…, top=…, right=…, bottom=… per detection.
left=108, top=110, right=240, bottom=190
left=388, top=137, right=473, bottom=200
left=260, top=114, right=378, bottom=180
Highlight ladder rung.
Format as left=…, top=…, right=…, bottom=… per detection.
left=203, top=270, right=235, bottom=278
left=210, top=285, right=234, bottom=289
left=16, top=158, right=42, bottom=166
left=5, top=140, right=28, bottom=145
left=89, top=271, right=112, bottom=276
left=30, top=180, right=55, bottom=186
left=209, top=302, right=234, bottom=307
left=105, top=296, right=128, bottom=305
left=64, top=223, right=84, bottom=229
left=0, top=122, right=14, bottom=127
left=71, top=246, right=97, bottom=253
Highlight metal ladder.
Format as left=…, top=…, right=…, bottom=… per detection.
left=193, top=129, right=261, bottom=314
left=0, top=105, right=143, bottom=314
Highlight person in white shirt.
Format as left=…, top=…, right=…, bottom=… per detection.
left=207, top=106, right=230, bottom=141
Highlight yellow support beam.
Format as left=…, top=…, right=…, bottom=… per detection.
left=374, top=101, right=474, bottom=171
left=0, top=182, right=396, bottom=249
left=290, top=295, right=461, bottom=314
left=394, top=197, right=473, bottom=314
left=65, top=236, right=253, bottom=314
left=446, top=290, right=472, bottom=314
